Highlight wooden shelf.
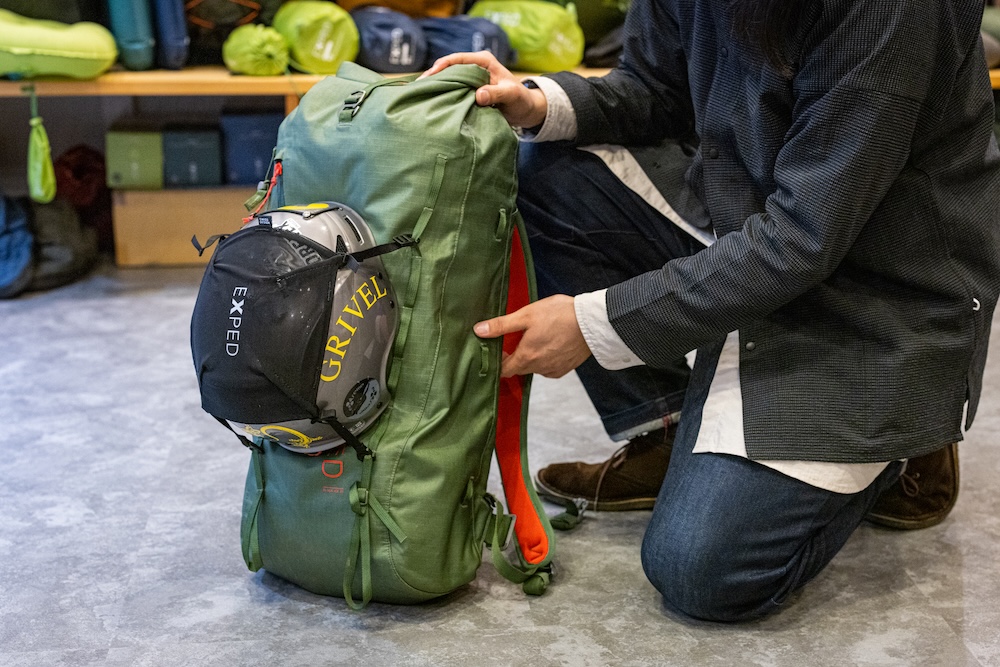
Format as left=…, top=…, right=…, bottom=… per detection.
left=3, top=65, right=997, bottom=105
left=0, top=65, right=614, bottom=113
left=0, top=67, right=325, bottom=113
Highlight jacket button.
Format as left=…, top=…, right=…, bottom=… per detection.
left=708, top=147, right=719, bottom=159
left=721, top=47, right=729, bottom=57
left=745, top=341, right=756, bottom=351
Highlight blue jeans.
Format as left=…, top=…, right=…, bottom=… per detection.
left=518, top=141, right=904, bottom=622
left=517, top=142, right=702, bottom=439
left=645, top=404, right=905, bottom=621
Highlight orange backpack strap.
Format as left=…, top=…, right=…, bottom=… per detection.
left=492, top=216, right=555, bottom=594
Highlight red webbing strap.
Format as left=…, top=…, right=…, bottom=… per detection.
left=495, top=226, right=549, bottom=565
left=242, top=161, right=283, bottom=224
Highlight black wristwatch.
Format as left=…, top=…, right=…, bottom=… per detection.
left=521, top=79, right=545, bottom=135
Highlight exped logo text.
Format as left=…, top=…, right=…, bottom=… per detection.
left=226, top=286, right=248, bottom=357
left=321, top=275, right=388, bottom=382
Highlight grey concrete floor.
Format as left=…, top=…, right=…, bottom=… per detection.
left=1, top=262, right=998, bottom=667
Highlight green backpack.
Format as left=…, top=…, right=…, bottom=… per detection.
left=239, top=62, right=555, bottom=609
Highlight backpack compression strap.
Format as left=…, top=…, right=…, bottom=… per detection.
left=342, top=443, right=407, bottom=610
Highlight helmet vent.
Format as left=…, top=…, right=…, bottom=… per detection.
left=342, top=215, right=364, bottom=243
left=335, top=235, right=348, bottom=254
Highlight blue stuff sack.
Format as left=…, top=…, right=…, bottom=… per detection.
left=350, top=6, right=427, bottom=73
left=418, top=15, right=514, bottom=68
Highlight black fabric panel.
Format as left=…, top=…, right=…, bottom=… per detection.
left=191, top=227, right=339, bottom=424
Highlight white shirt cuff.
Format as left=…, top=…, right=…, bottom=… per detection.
left=574, top=289, right=645, bottom=370
left=517, top=76, right=577, bottom=143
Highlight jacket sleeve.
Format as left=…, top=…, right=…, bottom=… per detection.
left=604, top=2, right=970, bottom=366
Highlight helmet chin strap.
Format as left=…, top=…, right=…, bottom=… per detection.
left=341, top=233, right=418, bottom=272
left=321, top=416, right=375, bottom=461
left=213, top=416, right=263, bottom=452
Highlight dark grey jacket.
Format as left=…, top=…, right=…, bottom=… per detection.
left=548, top=0, right=1000, bottom=462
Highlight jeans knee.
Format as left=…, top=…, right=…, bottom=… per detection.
left=640, top=527, right=778, bottom=623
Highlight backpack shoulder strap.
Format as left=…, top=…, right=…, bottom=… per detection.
left=492, top=214, right=555, bottom=594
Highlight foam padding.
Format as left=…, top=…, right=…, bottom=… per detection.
left=495, top=226, right=549, bottom=565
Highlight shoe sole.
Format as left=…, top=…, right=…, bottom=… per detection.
left=865, top=510, right=953, bottom=530
left=534, top=475, right=656, bottom=512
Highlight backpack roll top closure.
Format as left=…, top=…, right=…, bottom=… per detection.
left=336, top=64, right=490, bottom=125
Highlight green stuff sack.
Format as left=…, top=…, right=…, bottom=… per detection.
left=185, top=0, right=284, bottom=65
left=469, top=0, right=584, bottom=72
left=0, top=9, right=118, bottom=80
left=28, top=116, right=55, bottom=204
left=25, top=87, right=55, bottom=204
left=235, top=62, right=554, bottom=608
left=222, top=24, right=289, bottom=76
left=272, top=0, right=359, bottom=75
left=983, top=6, right=1000, bottom=43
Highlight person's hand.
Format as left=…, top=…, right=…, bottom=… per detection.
left=420, top=51, right=548, bottom=129
left=474, top=295, right=591, bottom=378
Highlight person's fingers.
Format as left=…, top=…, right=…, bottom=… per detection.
left=475, top=85, right=501, bottom=107
left=418, top=52, right=543, bottom=126
left=500, top=350, right=530, bottom=378
left=419, top=52, right=503, bottom=79
left=418, top=55, right=461, bottom=79
left=477, top=81, right=521, bottom=107
left=473, top=312, right=525, bottom=339
left=476, top=88, right=490, bottom=106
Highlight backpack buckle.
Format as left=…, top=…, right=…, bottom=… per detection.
left=342, top=90, right=367, bottom=117
left=483, top=494, right=517, bottom=550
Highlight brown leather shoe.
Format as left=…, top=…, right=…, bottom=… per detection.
left=534, top=425, right=675, bottom=511
left=867, top=443, right=959, bottom=530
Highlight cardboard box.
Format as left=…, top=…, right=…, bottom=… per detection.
left=106, top=129, right=163, bottom=190
left=112, top=187, right=253, bottom=266
left=163, top=126, right=223, bottom=188
left=220, top=112, right=284, bottom=185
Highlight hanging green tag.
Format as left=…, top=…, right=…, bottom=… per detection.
left=25, top=86, right=56, bottom=204
left=243, top=184, right=269, bottom=212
